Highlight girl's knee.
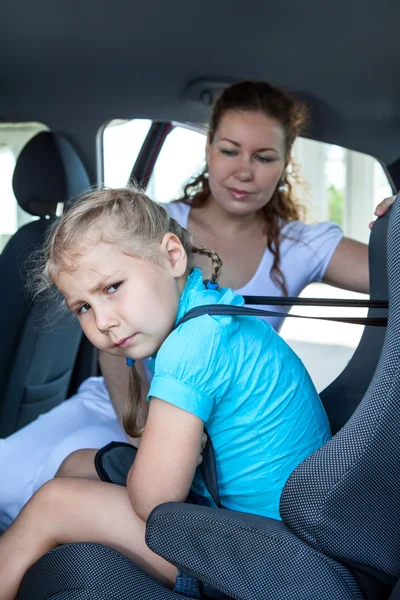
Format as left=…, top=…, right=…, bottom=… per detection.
left=55, top=449, right=98, bottom=479
left=55, top=450, right=83, bottom=478
left=22, top=478, right=83, bottom=540
left=31, top=477, right=93, bottom=516
left=28, top=478, right=71, bottom=518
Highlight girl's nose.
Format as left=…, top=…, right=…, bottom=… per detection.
left=95, top=308, right=118, bottom=334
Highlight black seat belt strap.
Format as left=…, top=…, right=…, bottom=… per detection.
left=200, top=429, right=222, bottom=508
left=177, top=304, right=387, bottom=327
left=243, top=296, right=388, bottom=309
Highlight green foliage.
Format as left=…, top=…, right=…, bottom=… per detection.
left=328, top=184, right=344, bottom=226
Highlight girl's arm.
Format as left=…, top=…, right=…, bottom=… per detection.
left=322, top=237, right=369, bottom=294
left=126, top=397, right=204, bottom=521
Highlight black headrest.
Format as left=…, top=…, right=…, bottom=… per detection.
left=12, top=131, right=91, bottom=216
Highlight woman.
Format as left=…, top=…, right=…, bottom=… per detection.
left=0, top=81, right=394, bottom=529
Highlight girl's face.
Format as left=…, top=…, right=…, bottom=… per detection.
left=56, top=233, right=187, bottom=360
left=206, top=110, right=287, bottom=217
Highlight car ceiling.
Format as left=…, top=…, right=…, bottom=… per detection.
left=1, top=0, right=400, bottom=169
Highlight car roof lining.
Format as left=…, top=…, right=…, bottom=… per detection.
left=1, top=0, right=400, bottom=165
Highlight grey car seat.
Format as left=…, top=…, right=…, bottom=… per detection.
left=0, top=131, right=96, bottom=437
left=17, top=198, right=398, bottom=600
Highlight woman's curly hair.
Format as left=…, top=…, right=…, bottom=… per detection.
left=176, top=80, right=308, bottom=295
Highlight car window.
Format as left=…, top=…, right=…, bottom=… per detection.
left=0, top=122, right=48, bottom=253
left=283, top=139, right=391, bottom=391
left=102, top=119, right=152, bottom=187
left=146, top=125, right=206, bottom=203
left=293, top=138, right=392, bottom=245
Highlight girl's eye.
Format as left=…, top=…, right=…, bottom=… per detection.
left=77, top=303, right=91, bottom=315
left=106, top=282, right=122, bottom=294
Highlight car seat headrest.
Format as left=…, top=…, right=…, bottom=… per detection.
left=12, top=131, right=91, bottom=216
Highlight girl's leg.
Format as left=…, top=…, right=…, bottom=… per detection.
left=0, top=477, right=177, bottom=600
left=55, top=448, right=99, bottom=479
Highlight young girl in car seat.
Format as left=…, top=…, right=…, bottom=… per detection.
left=0, top=187, right=330, bottom=600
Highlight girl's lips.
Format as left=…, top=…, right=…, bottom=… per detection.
left=115, top=334, right=136, bottom=348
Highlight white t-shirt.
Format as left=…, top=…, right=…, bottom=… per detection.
left=164, top=201, right=344, bottom=331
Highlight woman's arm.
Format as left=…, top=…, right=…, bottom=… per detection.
left=126, top=398, right=203, bottom=522
left=323, top=195, right=396, bottom=294
left=323, top=237, right=369, bottom=294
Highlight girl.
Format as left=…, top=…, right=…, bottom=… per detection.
left=0, top=187, right=330, bottom=599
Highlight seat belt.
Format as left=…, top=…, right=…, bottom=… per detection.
left=178, top=304, right=387, bottom=328
left=175, top=301, right=388, bottom=508
left=242, top=295, right=388, bottom=309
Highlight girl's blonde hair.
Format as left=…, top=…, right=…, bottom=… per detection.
left=36, top=186, right=223, bottom=437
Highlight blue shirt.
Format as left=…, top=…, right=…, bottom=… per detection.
left=148, top=268, right=331, bottom=520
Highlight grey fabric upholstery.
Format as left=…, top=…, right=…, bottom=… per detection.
left=0, top=132, right=95, bottom=437
left=17, top=543, right=194, bottom=600
left=94, top=441, right=137, bottom=486
left=319, top=208, right=389, bottom=434
left=146, top=503, right=363, bottom=600
left=280, top=200, right=400, bottom=582
left=17, top=199, right=399, bottom=599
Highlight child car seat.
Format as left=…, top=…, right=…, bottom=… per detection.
left=17, top=199, right=398, bottom=600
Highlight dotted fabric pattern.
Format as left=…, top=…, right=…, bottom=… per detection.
left=18, top=543, right=194, bottom=600
left=146, top=503, right=363, bottom=600
left=280, top=194, right=400, bottom=580
left=95, top=442, right=136, bottom=486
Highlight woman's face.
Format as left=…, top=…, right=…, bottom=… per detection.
left=206, top=110, right=286, bottom=217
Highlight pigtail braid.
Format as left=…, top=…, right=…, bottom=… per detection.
left=192, top=245, right=223, bottom=285
left=122, top=365, right=144, bottom=438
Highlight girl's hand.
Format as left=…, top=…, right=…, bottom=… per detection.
left=369, top=195, right=396, bottom=230
left=197, top=432, right=208, bottom=465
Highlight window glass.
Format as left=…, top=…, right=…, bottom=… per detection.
left=283, top=138, right=392, bottom=392
left=0, top=122, right=48, bottom=253
left=146, top=126, right=206, bottom=203
left=292, top=138, right=392, bottom=245
left=102, top=119, right=152, bottom=187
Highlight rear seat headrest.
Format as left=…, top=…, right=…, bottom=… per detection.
left=12, top=131, right=91, bottom=216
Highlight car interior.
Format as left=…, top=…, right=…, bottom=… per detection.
left=1, top=0, right=400, bottom=598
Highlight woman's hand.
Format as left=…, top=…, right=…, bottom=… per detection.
left=369, top=195, right=396, bottom=230
left=197, top=432, right=208, bottom=465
